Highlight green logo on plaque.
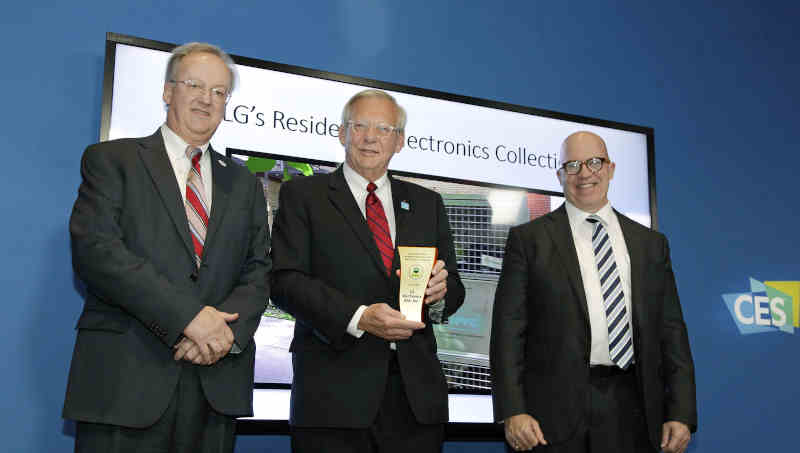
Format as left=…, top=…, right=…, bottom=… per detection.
left=410, top=265, right=423, bottom=280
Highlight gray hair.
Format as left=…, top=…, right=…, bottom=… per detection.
left=164, top=42, right=238, bottom=93
left=341, top=89, right=407, bottom=132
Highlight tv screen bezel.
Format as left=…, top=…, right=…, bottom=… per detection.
left=99, top=31, right=658, bottom=438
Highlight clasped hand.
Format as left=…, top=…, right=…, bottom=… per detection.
left=173, top=306, right=239, bottom=365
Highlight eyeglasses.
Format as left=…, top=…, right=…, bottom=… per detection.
left=346, top=120, right=402, bottom=138
left=169, top=79, right=231, bottom=103
left=560, top=157, right=609, bottom=175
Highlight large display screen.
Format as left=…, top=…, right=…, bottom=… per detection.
left=100, top=33, right=656, bottom=430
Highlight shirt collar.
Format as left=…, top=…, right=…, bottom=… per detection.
left=161, top=124, right=209, bottom=160
left=565, top=200, right=614, bottom=228
left=342, top=161, right=389, bottom=192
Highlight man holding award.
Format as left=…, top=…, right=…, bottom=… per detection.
left=270, top=89, right=465, bottom=452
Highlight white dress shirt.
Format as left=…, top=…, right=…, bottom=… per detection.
left=161, top=124, right=213, bottom=209
left=342, top=162, right=396, bottom=339
left=162, top=124, right=244, bottom=354
left=342, top=162, right=397, bottom=244
left=565, top=200, right=634, bottom=366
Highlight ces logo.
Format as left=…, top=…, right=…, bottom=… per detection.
left=722, top=278, right=799, bottom=334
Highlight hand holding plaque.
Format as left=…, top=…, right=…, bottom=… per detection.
left=397, top=246, right=438, bottom=323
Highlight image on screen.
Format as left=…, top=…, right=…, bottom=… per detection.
left=100, top=32, right=655, bottom=424
left=229, top=152, right=565, bottom=392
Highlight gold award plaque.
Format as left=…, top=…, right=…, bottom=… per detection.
left=397, top=246, right=438, bottom=323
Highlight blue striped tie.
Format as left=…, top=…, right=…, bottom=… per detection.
left=587, top=215, right=633, bottom=369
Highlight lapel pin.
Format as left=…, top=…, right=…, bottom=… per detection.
left=400, top=200, right=410, bottom=211
left=217, top=159, right=227, bottom=167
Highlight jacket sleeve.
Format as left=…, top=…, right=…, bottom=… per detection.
left=658, top=234, right=698, bottom=432
left=269, top=180, right=361, bottom=350
left=69, top=144, right=203, bottom=347
left=433, top=193, right=465, bottom=321
left=490, top=226, right=531, bottom=421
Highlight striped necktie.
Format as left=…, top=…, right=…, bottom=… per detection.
left=185, top=147, right=209, bottom=268
left=587, top=215, right=633, bottom=369
left=366, top=182, right=393, bottom=275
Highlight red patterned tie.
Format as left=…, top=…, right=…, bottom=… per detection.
left=185, top=147, right=209, bottom=267
left=366, top=182, right=393, bottom=275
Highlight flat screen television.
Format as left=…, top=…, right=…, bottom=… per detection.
left=100, top=32, right=656, bottom=437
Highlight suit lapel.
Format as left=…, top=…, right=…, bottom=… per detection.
left=616, top=211, right=645, bottom=333
left=545, top=205, right=590, bottom=323
left=137, top=130, right=194, bottom=261
left=390, top=174, right=409, bottom=254
left=328, top=168, right=388, bottom=277
left=203, top=148, right=232, bottom=256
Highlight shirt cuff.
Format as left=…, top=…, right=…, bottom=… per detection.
left=347, top=305, right=367, bottom=338
left=229, top=341, right=242, bottom=354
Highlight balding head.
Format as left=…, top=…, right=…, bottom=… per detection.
left=560, top=131, right=609, bottom=163
left=557, top=131, right=615, bottom=213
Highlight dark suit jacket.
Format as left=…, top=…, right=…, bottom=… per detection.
left=63, top=130, right=270, bottom=428
left=270, top=167, right=465, bottom=428
left=490, top=204, right=697, bottom=449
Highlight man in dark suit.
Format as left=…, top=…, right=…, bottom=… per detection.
left=490, top=131, right=696, bottom=453
left=63, top=42, right=270, bottom=453
left=270, top=89, right=465, bottom=453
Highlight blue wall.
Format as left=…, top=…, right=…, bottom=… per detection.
left=2, top=1, right=798, bottom=451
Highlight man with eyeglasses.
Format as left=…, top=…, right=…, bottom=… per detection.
left=63, top=42, right=270, bottom=453
left=270, top=89, right=465, bottom=452
left=490, top=131, right=697, bottom=453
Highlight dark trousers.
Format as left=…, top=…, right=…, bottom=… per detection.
left=509, top=366, right=654, bottom=453
left=291, top=355, right=444, bottom=453
left=75, top=362, right=236, bottom=453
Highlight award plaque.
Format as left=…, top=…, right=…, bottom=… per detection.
left=397, top=246, right=438, bottom=323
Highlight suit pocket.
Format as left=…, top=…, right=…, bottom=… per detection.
left=75, top=309, right=131, bottom=333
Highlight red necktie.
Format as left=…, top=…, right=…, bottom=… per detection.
left=366, top=182, right=393, bottom=275
left=185, top=147, right=209, bottom=268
